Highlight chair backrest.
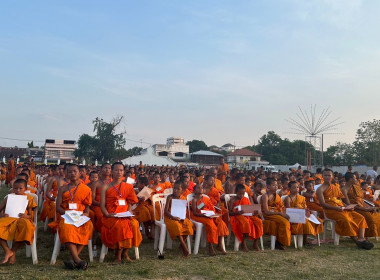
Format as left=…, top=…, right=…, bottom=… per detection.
left=152, top=193, right=169, bottom=223
left=257, top=195, right=262, bottom=204
left=281, top=195, right=287, bottom=202
left=224, top=194, right=236, bottom=221
left=29, top=193, right=38, bottom=225
left=43, top=183, right=48, bottom=198
left=186, top=193, right=209, bottom=217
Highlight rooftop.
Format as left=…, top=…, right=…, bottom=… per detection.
left=227, top=148, right=262, bottom=157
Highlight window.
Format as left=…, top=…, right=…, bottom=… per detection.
left=175, top=152, right=184, bottom=157
left=158, top=151, right=168, bottom=156
left=64, top=140, right=75, bottom=145
left=46, top=139, right=55, bottom=144
left=240, top=157, right=243, bottom=160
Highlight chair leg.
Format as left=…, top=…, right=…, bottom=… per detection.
left=31, top=240, right=38, bottom=264
left=260, top=236, right=264, bottom=251
left=201, top=227, right=207, bottom=248
left=26, top=245, right=31, bottom=257
left=88, top=240, right=93, bottom=262
left=297, top=235, right=303, bottom=249
left=7, top=241, right=12, bottom=249
left=166, top=229, right=173, bottom=249
left=99, top=244, right=107, bottom=263
left=44, top=217, right=49, bottom=232
left=317, top=234, right=320, bottom=246
left=193, top=225, right=202, bottom=255
left=154, top=225, right=159, bottom=250
left=270, top=235, right=276, bottom=250
left=234, top=236, right=240, bottom=251
left=50, top=233, right=61, bottom=265
left=158, top=226, right=166, bottom=255
left=292, top=235, right=297, bottom=249
left=134, top=247, right=140, bottom=260
left=334, top=233, right=340, bottom=246
left=186, top=236, right=191, bottom=255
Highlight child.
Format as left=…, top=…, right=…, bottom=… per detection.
left=284, top=181, right=323, bottom=245
left=228, top=184, right=263, bottom=252
left=164, top=181, right=193, bottom=257
left=302, top=180, right=324, bottom=218
left=0, top=179, right=37, bottom=264
left=191, top=184, right=228, bottom=255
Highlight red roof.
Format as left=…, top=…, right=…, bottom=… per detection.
left=227, top=149, right=262, bottom=157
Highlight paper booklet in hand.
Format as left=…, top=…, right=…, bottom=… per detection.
left=137, top=187, right=153, bottom=201
left=62, top=210, right=91, bottom=227
left=5, top=194, right=28, bottom=218
left=126, top=177, right=135, bottom=185
left=115, top=211, right=135, bottom=218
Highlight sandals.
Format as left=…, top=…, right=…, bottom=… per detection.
left=76, top=260, right=88, bottom=270
left=356, top=240, right=374, bottom=250
left=64, top=260, right=76, bottom=270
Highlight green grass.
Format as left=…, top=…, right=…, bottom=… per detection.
left=0, top=186, right=379, bottom=280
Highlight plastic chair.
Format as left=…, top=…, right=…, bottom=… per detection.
left=281, top=195, right=302, bottom=249
left=186, top=194, right=208, bottom=255
left=99, top=244, right=139, bottom=262
left=152, top=193, right=170, bottom=255
left=322, top=209, right=340, bottom=245
left=257, top=195, right=276, bottom=250
left=163, top=188, right=173, bottom=195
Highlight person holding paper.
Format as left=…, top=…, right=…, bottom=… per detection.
left=0, top=179, right=37, bottom=264
left=316, top=169, right=373, bottom=250
left=261, top=178, right=291, bottom=250
left=164, top=181, right=193, bottom=257
left=100, top=162, right=142, bottom=263
left=303, top=180, right=324, bottom=219
left=191, top=184, right=228, bottom=256
left=5, top=154, right=16, bottom=186
left=284, top=181, right=323, bottom=244
left=55, top=164, right=93, bottom=269
left=343, top=172, right=380, bottom=238
left=229, top=184, right=263, bottom=252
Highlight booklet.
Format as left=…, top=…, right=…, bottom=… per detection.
left=200, top=210, right=221, bottom=218
left=115, top=211, right=135, bottom=218
left=171, top=199, right=187, bottom=220
left=235, top=204, right=261, bottom=216
left=306, top=213, right=321, bottom=224
left=62, top=210, right=91, bottom=227
left=5, top=194, right=28, bottom=218
left=126, top=177, right=135, bottom=185
left=137, top=187, right=153, bottom=201
left=286, top=208, right=306, bottom=224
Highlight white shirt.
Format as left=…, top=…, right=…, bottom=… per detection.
left=366, top=169, right=378, bottom=180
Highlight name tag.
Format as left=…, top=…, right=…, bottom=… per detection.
left=310, top=198, right=314, bottom=202
left=197, top=202, right=205, bottom=210
left=156, top=187, right=162, bottom=192
left=118, top=199, right=126, bottom=206
left=69, top=203, right=77, bottom=210
left=25, top=190, right=31, bottom=194
left=366, top=191, right=370, bottom=195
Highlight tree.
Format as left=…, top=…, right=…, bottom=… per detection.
left=324, top=142, right=355, bottom=166
left=186, top=140, right=208, bottom=153
left=74, top=116, right=127, bottom=162
left=27, top=141, right=37, bottom=148
left=353, top=119, right=380, bottom=165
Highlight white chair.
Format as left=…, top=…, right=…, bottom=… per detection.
left=257, top=195, right=276, bottom=250
left=186, top=194, right=208, bottom=255
left=225, top=194, right=264, bottom=251
left=322, top=209, right=340, bottom=245
left=152, top=193, right=171, bottom=255
left=281, top=195, right=302, bottom=249
left=99, top=244, right=140, bottom=262
left=163, top=188, right=173, bottom=195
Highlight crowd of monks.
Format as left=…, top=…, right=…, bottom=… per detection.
left=0, top=156, right=380, bottom=270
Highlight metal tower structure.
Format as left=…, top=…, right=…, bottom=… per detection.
left=286, top=105, right=342, bottom=170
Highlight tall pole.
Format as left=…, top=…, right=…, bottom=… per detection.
left=321, top=134, right=324, bottom=166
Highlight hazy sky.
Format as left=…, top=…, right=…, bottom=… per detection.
left=1, top=0, right=380, bottom=151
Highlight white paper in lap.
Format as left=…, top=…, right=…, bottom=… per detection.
left=286, top=208, right=306, bottom=224
left=5, top=194, right=28, bottom=218
left=171, top=199, right=187, bottom=220
left=306, top=214, right=321, bottom=224
left=115, top=211, right=135, bottom=218
left=137, top=187, right=153, bottom=201
left=201, top=210, right=215, bottom=217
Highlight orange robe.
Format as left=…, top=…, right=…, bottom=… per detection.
left=217, top=163, right=229, bottom=183
left=244, top=184, right=253, bottom=197
left=0, top=194, right=36, bottom=245
left=101, top=182, right=142, bottom=249
left=323, top=184, right=367, bottom=237
left=347, top=184, right=380, bottom=237
left=40, top=182, right=58, bottom=222
left=262, top=194, right=291, bottom=246
left=190, top=196, right=229, bottom=244
left=304, top=192, right=324, bottom=218
left=0, top=166, right=6, bottom=181
left=288, top=195, right=323, bottom=236
left=230, top=197, right=263, bottom=242
left=57, top=184, right=93, bottom=245
left=206, top=187, right=228, bottom=225
left=5, top=159, right=16, bottom=184
left=91, top=186, right=103, bottom=231
left=164, top=197, right=193, bottom=240
left=214, top=179, right=224, bottom=194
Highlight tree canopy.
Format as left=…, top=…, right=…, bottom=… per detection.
left=186, top=140, right=209, bottom=153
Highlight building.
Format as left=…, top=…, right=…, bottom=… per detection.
left=150, top=137, right=190, bottom=162
left=227, top=148, right=264, bottom=168
left=27, top=148, right=44, bottom=162
left=190, top=150, right=223, bottom=165
left=221, top=143, right=235, bottom=153
left=0, top=147, right=28, bottom=159
left=44, top=139, right=75, bottom=162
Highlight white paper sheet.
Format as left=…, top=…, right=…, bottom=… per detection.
left=314, top=184, right=322, bottom=191
left=171, top=199, right=187, bottom=220
left=137, top=187, right=153, bottom=201
left=286, top=208, right=306, bottom=224
left=5, top=194, right=28, bottom=218
left=115, top=211, right=135, bottom=218
left=62, top=211, right=91, bottom=227
left=127, top=177, right=135, bottom=185
left=306, top=213, right=321, bottom=224
left=201, top=210, right=215, bottom=217
left=373, top=190, right=380, bottom=202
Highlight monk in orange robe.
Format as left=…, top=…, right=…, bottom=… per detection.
left=40, top=166, right=59, bottom=224
left=261, top=178, right=291, bottom=249
left=316, top=169, right=373, bottom=250
left=0, top=179, right=37, bottom=264
left=79, top=166, right=90, bottom=185
left=100, top=162, right=142, bottom=263
left=342, top=172, right=380, bottom=238
left=209, top=168, right=225, bottom=194
left=217, top=158, right=229, bottom=183
left=360, top=181, right=380, bottom=207
left=5, top=155, right=16, bottom=185
left=0, top=163, right=6, bottom=185
left=284, top=181, right=323, bottom=244
left=191, top=184, right=228, bottom=255
left=56, top=164, right=93, bottom=269
left=303, top=180, right=324, bottom=218
left=88, top=171, right=102, bottom=231
left=164, top=181, right=193, bottom=257
left=229, top=184, right=263, bottom=251
left=203, top=175, right=229, bottom=224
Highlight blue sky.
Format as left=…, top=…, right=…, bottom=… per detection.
left=1, top=0, right=380, bottom=150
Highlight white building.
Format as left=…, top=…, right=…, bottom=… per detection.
left=44, top=139, right=75, bottom=161
left=227, top=148, right=264, bottom=168
left=150, top=137, right=190, bottom=162
left=221, top=143, right=235, bottom=153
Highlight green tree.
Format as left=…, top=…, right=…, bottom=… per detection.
left=27, top=141, right=37, bottom=148
left=353, top=119, right=380, bottom=165
left=186, top=140, right=208, bottom=153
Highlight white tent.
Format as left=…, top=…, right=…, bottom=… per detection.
left=121, top=146, right=178, bottom=166
left=289, top=163, right=302, bottom=169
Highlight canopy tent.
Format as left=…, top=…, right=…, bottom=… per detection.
left=289, top=163, right=302, bottom=169
left=121, top=146, right=178, bottom=167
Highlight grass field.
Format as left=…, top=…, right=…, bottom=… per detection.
left=0, top=187, right=379, bottom=280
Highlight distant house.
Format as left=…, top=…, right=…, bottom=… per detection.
left=221, top=143, right=235, bottom=153
left=0, top=147, right=27, bottom=159
left=149, top=137, right=190, bottom=162
left=190, top=150, right=223, bottom=165
left=208, top=145, right=220, bottom=152
left=227, top=149, right=263, bottom=167
left=44, top=139, right=76, bottom=162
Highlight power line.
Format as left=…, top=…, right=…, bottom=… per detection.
left=0, top=137, right=45, bottom=143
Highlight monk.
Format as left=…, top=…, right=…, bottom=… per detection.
left=0, top=163, right=6, bottom=186
left=79, top=166, right=90, bottom=185
left=164, top=181, right=193, bottom=257
left=228, top=184, right=263, bottom=252
left=56, top=164, right=93, bottom=269
left=5, top=154, right=16, bottom=186
left=191, top=184, right=228, bottom=255
left=261, top=178, right=291, bottom=250
left=234, top=173, right=253, bottom=201
left=303, top=180, right=324, bottom=218
left=284, top=181, right=323, bottom=245
left=88, top=171, right=101, bottom=231
left=100, top=162, right=142, bottom=263
left=209, top=168, right=224, bottom=194
left=217, top=157, right=229, bottom=183
left=316, top=169, right=373, bottom=249
left=0, top=179, right=37, bottom=264
left=14, top=173, right=37, bottom=194
left=40, top=166, right=61, bottom=224
left=342, top=172, right=380, bottom=238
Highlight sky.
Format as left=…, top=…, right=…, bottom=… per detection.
left=1, top=0, right=380, bottom=151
